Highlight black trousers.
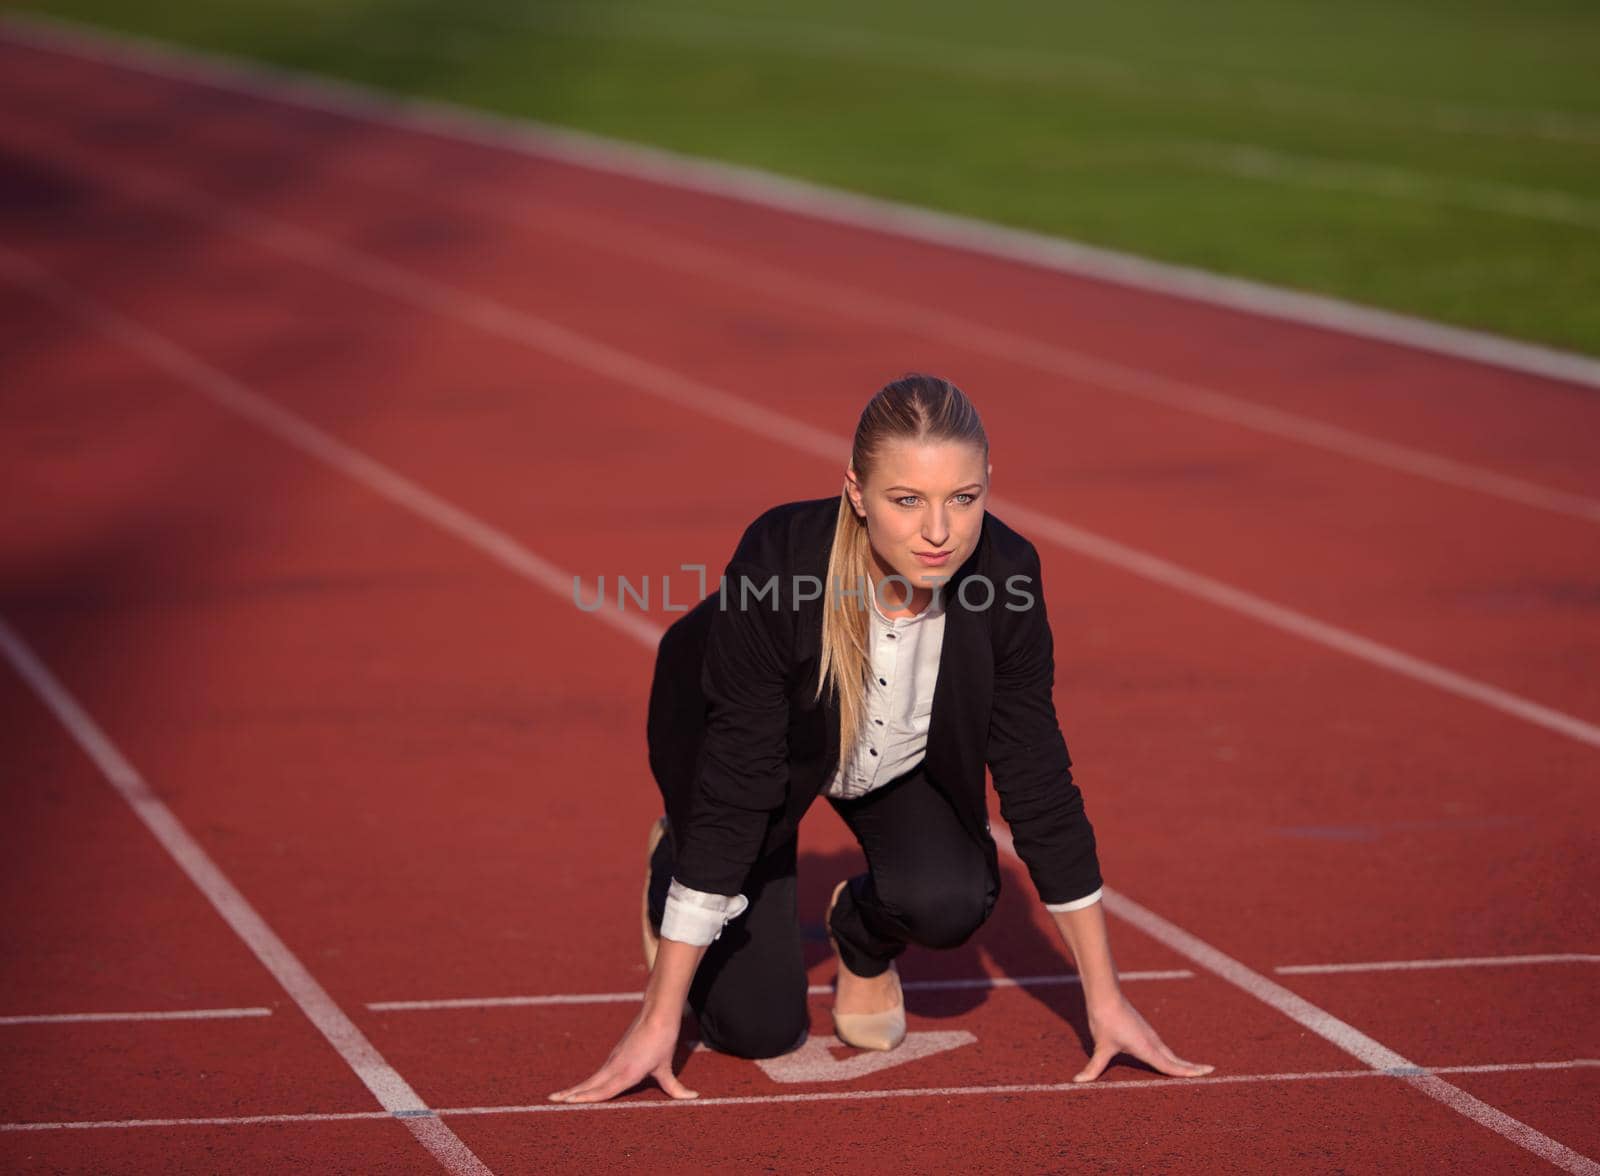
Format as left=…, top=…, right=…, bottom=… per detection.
left=647, top=762, right=1001, bottom=1060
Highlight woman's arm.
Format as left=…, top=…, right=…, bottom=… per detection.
left=672, top=557, right=795, bottom=896
left=984, top=544, right=1102, bottom=903
left=1050, top=902, right=1213, bottom=1083
left=548, top=938, right=708, bottom=1103
left=985, top=540, right=1212, bottom=1082
left=553, top=548, right=792, bottom=1104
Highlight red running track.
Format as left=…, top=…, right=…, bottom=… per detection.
left=0, top=19, right=1596, bottom=1175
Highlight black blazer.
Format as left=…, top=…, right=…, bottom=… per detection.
left=646, top=494, right=1101, bottom=906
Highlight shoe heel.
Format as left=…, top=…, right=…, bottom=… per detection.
left=825, top=879, right=906, bottom=1051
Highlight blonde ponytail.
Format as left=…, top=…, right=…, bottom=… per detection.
left=816, top=490, right=874, bottom=763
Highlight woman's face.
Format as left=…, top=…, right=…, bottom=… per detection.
left=846, top=439, right=990, bottom=605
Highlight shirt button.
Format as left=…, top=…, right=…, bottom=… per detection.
left=874, top=719, right=884, bottom=725
left=886, top=633, right=896, bottom=639
left=869, top=748, right=878, bottom=756
left=878, top=677, right=887, bottom=686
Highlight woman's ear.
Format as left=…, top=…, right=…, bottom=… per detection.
left=845, top=468, right=866, bottom=518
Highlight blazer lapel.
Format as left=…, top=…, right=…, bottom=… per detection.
left=925, top=546, right=994, bottom=836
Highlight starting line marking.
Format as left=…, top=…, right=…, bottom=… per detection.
left=755, top=1031, right=977, bottom=1084
left=365, top=969, right=1196, bottom=1012
left=0, top=1007, right=272, bottom=1026
left=1278, top=953, right=1600, bottom=975
left=2, top=1059, right=1593, bottom=1131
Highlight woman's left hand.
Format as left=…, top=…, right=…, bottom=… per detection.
left=1072, top=994, right=1214, bottom=1083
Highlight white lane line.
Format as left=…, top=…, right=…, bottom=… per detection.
left=351, top=190, right=1600, bottom=524
left=1116, top=885, right=1598, bottom=1175
left=0, top=1007, right=272, bottom=1025
left=364, top=969, right=1197, bottom=1011
left=990, top=498, right=1600, bottom=751
left=0, top=620, right=493, bottom=1176
left=1, top=1111, right=398, bottom=1132
left=1, top=248, right=1592, bottom=1169
left=372, top=992, right=646, bottom=1011
left=453, top=1058, right=1600, bottom=1115
left=1278, top=954, right=1600, bottom=976
left=3, top=1060, right=1594, bottom=1130
left=3, top=11, right=1599, bottom=390
left=1060, top=882, right=1594, bottom=1170
left=0, top=249, right=656, bottom=653
left=993, top=829, right=1600, bottom=1173
left=892, top=969, right=1194, bottom=994
left=9, top=165, right=1599, bottom=755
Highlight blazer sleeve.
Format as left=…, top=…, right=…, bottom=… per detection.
left=670, top=557, right=794, bottom=897
left=985, top=542, right=1103, bottom=905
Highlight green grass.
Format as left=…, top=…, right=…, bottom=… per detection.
left=15, top=0, right=1600, bottom=354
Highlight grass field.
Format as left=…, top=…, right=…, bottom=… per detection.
left=12, top=0, right=1600, bottom=356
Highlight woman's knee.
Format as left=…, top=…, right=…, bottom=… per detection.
left=696, top=1003, right=808, bottom=1060
left=882, top=865, right=996, bottom=950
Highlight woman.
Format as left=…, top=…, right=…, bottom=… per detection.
left=551, top=374, right=1212, bottom=1103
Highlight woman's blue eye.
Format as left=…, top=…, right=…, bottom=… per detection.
left=895, top=493, right=977, bottom=507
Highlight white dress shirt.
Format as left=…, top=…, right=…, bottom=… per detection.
left=824, top=578, right=947, bottom=800
left=660, top=586, right=1102, bottom=947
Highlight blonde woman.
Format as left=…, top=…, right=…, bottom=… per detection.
left=551, top=374, right=1212, bottom=1102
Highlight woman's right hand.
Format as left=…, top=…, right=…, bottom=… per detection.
left=547, top=1007, right=697, bottom=1104
left=548, top=937, right=709, bottom=1103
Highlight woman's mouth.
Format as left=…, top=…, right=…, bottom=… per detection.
left=913, top=550, right=953, bottom=566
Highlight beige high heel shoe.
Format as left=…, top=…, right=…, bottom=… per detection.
left=825, top=879, right=906, bottom=1051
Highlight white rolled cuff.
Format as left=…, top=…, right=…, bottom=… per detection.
left=659, top=880, right=751, bottom=947
left=1044, top=885, right=1104, bottom=913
